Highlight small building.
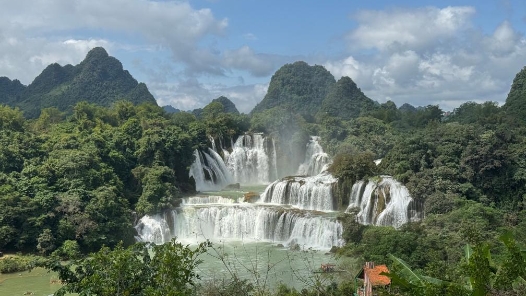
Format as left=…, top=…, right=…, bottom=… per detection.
left=355, top=262, right=391, bottom=296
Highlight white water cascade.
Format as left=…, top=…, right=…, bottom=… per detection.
left=297, top=136, right=330, bottom=176
left=225, top=134, right=277, bottom=184
left=189, top=149, right=233, bottom=191
left=135, top=204, right=343, bottom=250
left=259, top=172, right=337, bottom=211
left=346, top=176, right=422, bottom=228
left=144, top=134, right=344, bottom=251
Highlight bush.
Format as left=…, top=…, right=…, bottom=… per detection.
left=51, top=240, right=81, bottom=260
left=0, top=255, right=44, bottom=273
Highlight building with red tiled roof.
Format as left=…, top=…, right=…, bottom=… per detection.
left=356, top=262, right=391, bottom=296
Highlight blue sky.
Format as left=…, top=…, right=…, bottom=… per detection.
left=1, top=0, right=526, bottom=113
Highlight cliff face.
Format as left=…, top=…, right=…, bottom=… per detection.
left=0, top=47, right=157, bottom=118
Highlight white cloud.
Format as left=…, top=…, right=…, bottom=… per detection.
left=150, top=79, right=268, bottom=113
left=349, top=6, right=475, bottom=52
left=223, top=46, right=280, bottom=77
left=0, top=0, right=228, bottom=83
left=243, top=33, right=258, bottom=41
left=326, top=6, right=526, bottom=110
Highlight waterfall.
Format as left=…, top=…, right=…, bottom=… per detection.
left=182, top=196, right=237, bottom=205
left=209, top=135, right=217, bottom=152
left=259, top=172, right=337, bottom=211
left=135, top=205, right=343, bottom=250
left=225, top=134, right=276, bottom=184
left=189, top=149, right=233, bottom=191
left=346, top=176, right=421, bottom=228
left=134, top=214, right=171, bottom=244
left=297, top=136, right=330, bottom=176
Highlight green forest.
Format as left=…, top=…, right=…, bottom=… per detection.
left=2, top=51, right=526, bottom=295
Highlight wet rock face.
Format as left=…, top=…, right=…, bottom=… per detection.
left=243, top=192, right=259, bottom=203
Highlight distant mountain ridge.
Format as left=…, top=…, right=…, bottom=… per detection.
left=250, top=61, right=378, bottom=119
left=251, top=61, right=336, bottom=116
left=0, top=47, right=157, bottom=118
left=192, top=96, right=240, bottom=118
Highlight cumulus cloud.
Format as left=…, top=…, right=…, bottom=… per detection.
left=348, top=6, right=475, bottom=52
left=150, top=79, right=268, bottom=113
left=223, top=46, right=282, bottom=77
left=0, top=0, right=228, bottom=82
left=0, top=35, right=111, bottom=84
left=326, top=6, right=526, bottom=110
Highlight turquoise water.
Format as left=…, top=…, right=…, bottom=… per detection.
left=195, top=241, right=347, bottom=291
left=0, top=267, right=64, bottom=296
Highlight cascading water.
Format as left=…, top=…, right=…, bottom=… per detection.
left=189, top=149, right=233, bottom=191
left=297, top=136, right=330, bottom=176
left=135, top=204, right=343, bottom=250
left=225, top=134, right=277, bottom=184
left=346, top=176, right=422, bottom=228
left=182, top=195, right=237, bottom=205
left=142, top=134, right=345, bottom=252
left=259, top=172, right=337, bottom=211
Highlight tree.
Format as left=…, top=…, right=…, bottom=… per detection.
left=39, top=239, right=210, bottom=296
left=37, top=228, right=56, bottom=255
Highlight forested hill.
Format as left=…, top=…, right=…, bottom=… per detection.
left=192, top=96, right=240, bottom=118
left=0, top=47, right=156, bottom=118
left=250, top=61, right=377, bottom=119
left=250, top=61, right=336, bottom=116
left=319, top=76, right=377, bottom=120
left=504, top=66, right=526, bottom=121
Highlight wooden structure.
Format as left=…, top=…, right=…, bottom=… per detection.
left=355, top=262, right=390, bottom=296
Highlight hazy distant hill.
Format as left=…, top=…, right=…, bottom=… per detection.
left=0, top=77, right=25, bottom=106
left=0, top=47, right=156, bottom=118
left=192, top=96, right=240, bottom=118
left=251, top=61, right=336, bottom=116
left=162, top=105, right=181, bottom=114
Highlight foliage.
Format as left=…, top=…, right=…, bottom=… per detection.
left=0, top=255, right=45, bottom=274
left=504, top=66, right=526, bottom=122
left=385, top=232, right=526, bottom=296
left=328, top=152, right=377, bottom=183
left=51, top=239, right=81, bottom=260
left=39, top=239, right=210, bottom=296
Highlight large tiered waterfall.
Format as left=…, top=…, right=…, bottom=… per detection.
left=136, top=134, right=345, bottom=250
left=135, top=199, right=343, bottom=249
left=139, top=134, right=422, bottom=255
left=346, top=176, right=422, bottom=228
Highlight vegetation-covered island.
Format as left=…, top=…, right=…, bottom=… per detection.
left=1, top=47, right=526, bottom=296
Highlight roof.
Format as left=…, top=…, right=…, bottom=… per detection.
left=357, top=264, right=391, bottom=286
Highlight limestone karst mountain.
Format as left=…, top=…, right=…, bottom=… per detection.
left=0, top=47, right=156, bottom=118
